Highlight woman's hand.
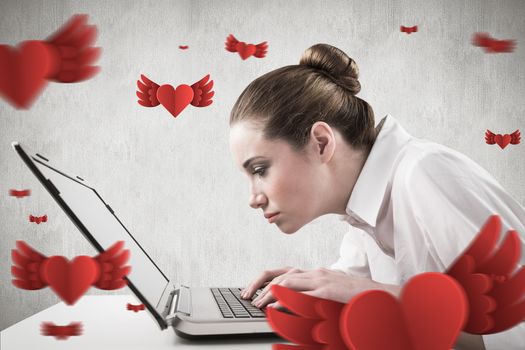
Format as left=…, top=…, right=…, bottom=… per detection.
left=250, top=267, right=401, bottom=308
left=241, top=266, right=304, bottom=300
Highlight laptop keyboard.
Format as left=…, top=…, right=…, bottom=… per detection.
left=211, top=288, right=266, bottom=318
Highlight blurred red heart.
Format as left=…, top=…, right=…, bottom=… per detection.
left=157, top=84, right=194, bottom=118
left=41, top=256, right=100, bottom=305
left=235, top=42, right=256, bottom=60
left=340, top=273, right=467, bottom=350
left=0, top=40, right=56, bottom=109
left=494, top=134, right=511, bottom=149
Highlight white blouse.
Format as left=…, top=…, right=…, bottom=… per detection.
left=329, top=114, right=525, bottom=349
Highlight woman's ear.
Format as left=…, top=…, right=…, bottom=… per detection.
left=310, top=121, right=336, bottom=163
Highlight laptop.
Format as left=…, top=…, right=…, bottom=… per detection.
left=12, top=141, right=275, bottom=339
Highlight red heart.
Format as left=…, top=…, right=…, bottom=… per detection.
left=0, top=41, right=56, bottom=109
left=235, top=42, right=256, bottom=60
left=340, top=273, right=467, bottom=350
left=156, top=84, right=194, bottom=118
left=41, top=256, right=100, bottom=305
left=494, top=134, right=511, bottom=149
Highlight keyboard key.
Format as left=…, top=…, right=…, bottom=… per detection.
left=211, top=287, right=266, bottom=319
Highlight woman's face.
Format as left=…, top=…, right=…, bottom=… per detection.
left=229, top=121, right=326, bottom=234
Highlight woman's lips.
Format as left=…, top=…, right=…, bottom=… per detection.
left=266, top=213, right=280, bottom=223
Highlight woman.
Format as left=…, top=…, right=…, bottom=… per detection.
left=228, top=43, right=525, bottom=349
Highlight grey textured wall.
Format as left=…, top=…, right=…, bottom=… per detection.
left=1, top=0, right=524, bottom=331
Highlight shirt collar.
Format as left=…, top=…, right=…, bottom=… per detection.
left=345, top=114, right=413, bottom=227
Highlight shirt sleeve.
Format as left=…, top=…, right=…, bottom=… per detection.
left=328, top=224, right=372, bottom=278
left=399, top=148, right=525, bottom=350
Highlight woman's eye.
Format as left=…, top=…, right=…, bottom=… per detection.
left=252, top=167, right=266, bottom=177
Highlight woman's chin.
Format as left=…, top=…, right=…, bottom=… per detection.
left=277, top=214, right=321, bottom=234
left=276, top=221, right=304, bottom=234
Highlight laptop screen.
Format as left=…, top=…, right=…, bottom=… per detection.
left=31, top=156, right=169, bottom=308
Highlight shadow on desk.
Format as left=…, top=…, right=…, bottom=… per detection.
left=174, top=333, right=284, bottom=346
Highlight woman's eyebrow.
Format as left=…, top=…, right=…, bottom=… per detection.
left=243, top=156, right=267, bottom=169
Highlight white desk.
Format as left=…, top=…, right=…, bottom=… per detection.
left=1, top=295, right=281, bottom=349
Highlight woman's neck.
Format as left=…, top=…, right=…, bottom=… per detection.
left=327, top=119, right=385, bottom=215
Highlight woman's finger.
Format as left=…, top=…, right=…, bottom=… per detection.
left=253, top=277, right=320, bottom=308
left=251, top=277, right=281, bottom=304
left=252, top=289, right=276, bottom=308
left=251, top=268, right=306, bottom=304
left=241, top=266, right=293, bottom=299
left=267, top=301, right=295, bottom=314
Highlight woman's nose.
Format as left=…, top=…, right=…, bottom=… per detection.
left=249, top=192, right=267, bottom=209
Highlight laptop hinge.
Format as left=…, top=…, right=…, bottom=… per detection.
left=165, top=289, right=178, bottom=321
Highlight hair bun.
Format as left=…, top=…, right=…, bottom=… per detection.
left=299, top=43, right=361, bottom=95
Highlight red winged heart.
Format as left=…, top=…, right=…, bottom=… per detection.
left=267, top=214, right=525, bottom=350
left=236, top=42, right=256, bottom=60
left=400, top=25, right=418, bottom=34
left=340, top=273, right=467, bottom=350
left=446, top=215, right=525, bottom=334
left=11, top=240, right=130, bottom=305
left=0, top=41, right=55, bottom=109
left=485, top=129, right=520, bottom=149
left=127, top=303, right=146, bottom=312
left=267, top=273, right=467, bottom=350
left=0, top=14, right=101, bottom=109
left=9, top=189, right=31, bottom=198
left=136, top=74, right=214, bottom=118
left=224, top=34, right=268, bottom=60
left=472, top=32, right=516, bottom=53
left=29, top=214, right=48, bottom=224
left=41, top=256, right=99, bottom=305
left=41, top=322, right=83, bottom=340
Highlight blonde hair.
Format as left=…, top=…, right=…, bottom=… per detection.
left=230, top=43, right=376, bottom=151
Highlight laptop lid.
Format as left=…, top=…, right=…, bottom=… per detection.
left=12, top=142, right=171, bottom=329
